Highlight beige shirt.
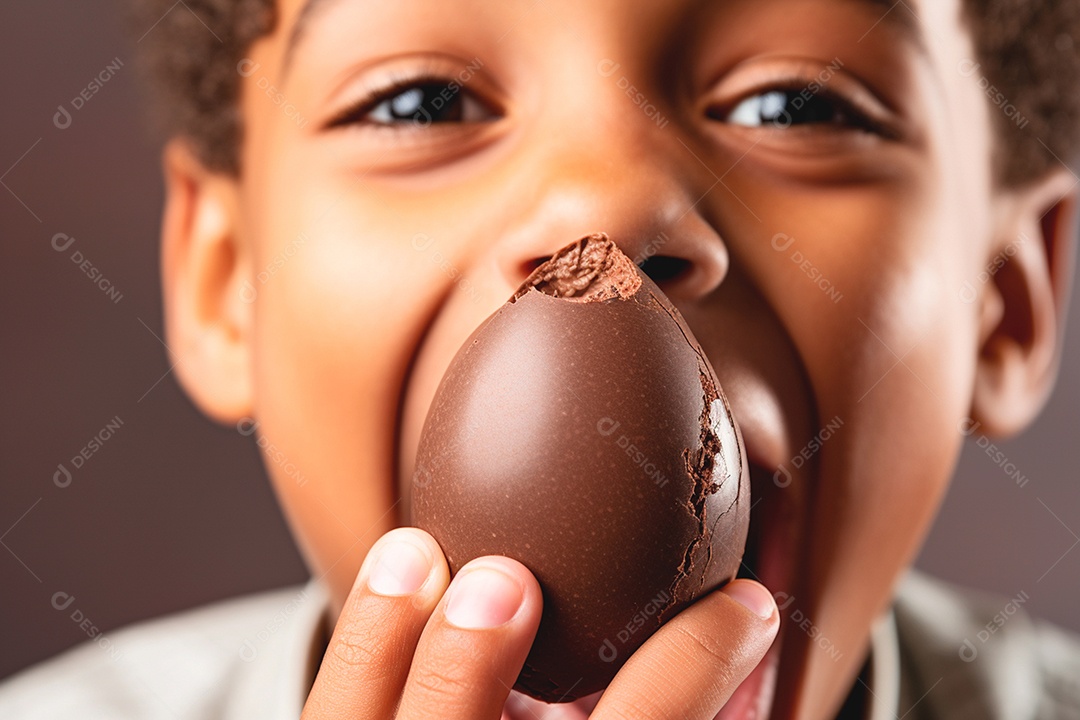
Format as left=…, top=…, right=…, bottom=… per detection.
left=1, top=569, right=1077, bottom=719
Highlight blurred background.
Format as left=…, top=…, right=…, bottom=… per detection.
left=2, top=0, right=1078, bottom=681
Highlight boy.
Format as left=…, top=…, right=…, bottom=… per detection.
left=2, top=0, right=1080, bottom=717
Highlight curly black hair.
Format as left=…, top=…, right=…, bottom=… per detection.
left=133, top=0, right=1080, bottom=186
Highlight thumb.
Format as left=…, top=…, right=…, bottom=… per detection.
left=590, top=579, right=779, bottom=720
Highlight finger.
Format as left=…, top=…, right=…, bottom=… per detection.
left=302, top=527, right=450, bottom=720
left=591, top=579, right=779, bottom=720
left=395, top=556, right=543, bottom=720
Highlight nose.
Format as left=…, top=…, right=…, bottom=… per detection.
left=494, top=125, right=730, bottom=305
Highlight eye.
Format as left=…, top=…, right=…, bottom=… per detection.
left=709, top=88, right=879, bottom=133
left=328, top=78, right=498, bottom=128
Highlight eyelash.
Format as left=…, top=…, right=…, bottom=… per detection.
left=707, top=80, right=896, bottom=138
left=324, top=72, right=495, bottom=129
left=324, top=72, right=894, bottom=139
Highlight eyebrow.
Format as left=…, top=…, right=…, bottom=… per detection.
left=281, top=0, right=925, bottom=74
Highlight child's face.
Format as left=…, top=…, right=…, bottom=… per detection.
left=208, top=0, right=1030, bottom=716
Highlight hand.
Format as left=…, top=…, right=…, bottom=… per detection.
left=301, top=527, right=779, bottom=720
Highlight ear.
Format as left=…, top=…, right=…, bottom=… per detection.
left=160, top=139, right=254, bottom=425
left=971, top=168, right=1079, bottom=437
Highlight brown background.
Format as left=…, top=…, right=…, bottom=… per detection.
left=2, top=0, right=1078, bottom=681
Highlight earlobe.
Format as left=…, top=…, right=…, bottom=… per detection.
left=160, top=139, right=254, bottom=425
left=970, top=169, right=1078, bottom=437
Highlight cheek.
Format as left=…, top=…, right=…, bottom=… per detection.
left=396, top=289, right=492, bottom=503
left=817, top=184, right=978, bottom=539
left=243, top=199, right=470, bottom=601
left=778, top=182, right=983, bottom=701
left=796, top=264, right=976, bottom=706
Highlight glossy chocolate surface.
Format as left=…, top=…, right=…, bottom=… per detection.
left=411, top=234, right=748, bottom=701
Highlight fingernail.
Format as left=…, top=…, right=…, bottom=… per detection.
left=445, top=565, right=524, bottom=629
left=366, top=535, right=433, bottom=596
left=723, top=581, right=776, bottom=620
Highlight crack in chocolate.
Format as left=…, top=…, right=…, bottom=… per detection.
left=640, top=291, right=731, bottom=622
left=675, top=370, right=724, bottom=599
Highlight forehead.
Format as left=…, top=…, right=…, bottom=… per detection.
left=277, top=0, right=935, bottom=65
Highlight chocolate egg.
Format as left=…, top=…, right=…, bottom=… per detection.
left=410, top=233, right=748, bottom=702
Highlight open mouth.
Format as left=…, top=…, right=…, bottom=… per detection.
left=717, top=457, right=804, bottom=719
left=739, top=458, right=802, bottom=592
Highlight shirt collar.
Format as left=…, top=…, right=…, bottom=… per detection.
left=864, top=604, right=902, bottom=720
left=224, top=578, right=330, bottom=720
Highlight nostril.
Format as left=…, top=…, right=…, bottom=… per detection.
left=521, top=257, right=548, bottom=277
left=637, top=255, right=691, bottom=285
